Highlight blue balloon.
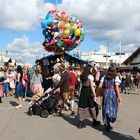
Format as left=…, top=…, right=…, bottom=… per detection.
left=45, top=13, right=52, bottom=20
left=41, top=13, right=53, bottom=30
left=41, top=22, right=46, bottom=30
left=53, top=27, right=58, bottom=32
left=44, top=31, right=49, bottom=38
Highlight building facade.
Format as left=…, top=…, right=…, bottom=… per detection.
left=72, top=50, right=131, bottom=68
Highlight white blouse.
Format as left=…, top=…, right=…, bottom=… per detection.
left=88, top=74, right=95, bottom=86
left=88, top=74, right=94, bottom=81
left=100, top=76, right=121, bottom=85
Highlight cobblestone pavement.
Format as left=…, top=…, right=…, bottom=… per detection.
left=0, top=92, right=139, bottom=140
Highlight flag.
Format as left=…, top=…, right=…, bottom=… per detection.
left=45, top=0, right=62, bottom=4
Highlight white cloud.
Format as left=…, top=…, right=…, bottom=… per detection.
left=58, top=0, right=140, bottom=51
left=98, top=45, right=108, bottom=54
left=6, top=36, right=50, bottom=65
left=112, top=42, right=139, bottom=53
left=0, top=0, right=55, bottom=31
left=1, top=0, right=140, bottom=53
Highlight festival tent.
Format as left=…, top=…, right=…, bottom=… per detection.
left=36, top=51, right=87, bottom=75
left=36, top=52, right=87, bottom=90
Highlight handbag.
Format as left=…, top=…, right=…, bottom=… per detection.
left=0, top=84, right=3, bottom=97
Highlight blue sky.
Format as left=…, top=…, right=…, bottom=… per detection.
left=0, top=0, right=140, bottom=64
left=0, top=28, right=106, bottom=52
left=0, top=2, right=105, bottom=57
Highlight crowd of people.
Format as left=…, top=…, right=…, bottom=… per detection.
left=0, top=62, right=140, bottom=131
left=0, top=65, right=31, bottom=107
left=119, top=71, right=140, bottom=94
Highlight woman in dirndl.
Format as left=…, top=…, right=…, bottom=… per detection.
left=78, top=65, right=100, bottom=128
left=16, top=65, right=24, bottom=108
left=0, top=68, right=5, bottom=103
left=99, top=66, right=122, bottom=131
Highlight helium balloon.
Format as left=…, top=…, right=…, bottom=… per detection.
left=62, top=29, right=70, bottom=38
left=64, top=23, right=71, bottom=29
left=71, top=24, right=77, bottom=31
left=63, top=38, right=72, bottom=44
left=75, top=29, right=81, bottom=36
left=41, top=10, right=85, bottom=53
left=76, top=20, right=83, bottom=28
left=70, top=15, right=77, bottom=23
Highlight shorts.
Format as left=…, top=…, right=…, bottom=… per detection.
left=69, top=85, right=75, bottom=100
left=62, top=92, right=69, bottom=102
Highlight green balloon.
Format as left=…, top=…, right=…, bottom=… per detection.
left=80, top=33, right=85, bottom=41
left=57, top=40, right=66, bottom=47
left=80, top=29, right=86, bottom=41
left=57, top=40, right=63, bottom=47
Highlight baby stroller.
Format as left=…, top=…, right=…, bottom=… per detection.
left=27, top=90, right=58, bottom=118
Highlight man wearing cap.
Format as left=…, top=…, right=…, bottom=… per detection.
left=53, top=63, right=71, bottom=116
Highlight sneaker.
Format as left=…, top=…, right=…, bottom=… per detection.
left=16, top=105, right=22, bottom=108
left=53, top=112, right=62, bottom=117
left=28, top=101, right=33, bottom=105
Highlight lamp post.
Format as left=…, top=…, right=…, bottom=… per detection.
left=119, top=41, right=122, bottom=66
left=103, top=42, right=111, bottom=68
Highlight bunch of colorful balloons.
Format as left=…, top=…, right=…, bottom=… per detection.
left=41, top=10, right=85, bottom=54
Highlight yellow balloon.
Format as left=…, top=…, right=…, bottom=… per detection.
left=64, top=23, right=71, bottom=29
left=71, top=25, right=77, bottom=31
left=58, top=21, right=65, bottom=29
left=64, top=29, right=70, bottom=35
left=75, top=29, right=81, bottom=36
left=62, top=29, right=70, bottom=38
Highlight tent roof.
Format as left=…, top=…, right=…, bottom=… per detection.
left=123, top=47, right=140, bottom=65
left=37, top=52, right=87, bottom=64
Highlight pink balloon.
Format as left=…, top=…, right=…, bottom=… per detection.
left=76, top=20, right=83, bottom=28
left=75, top=38, right=81, bottom=45
left=50, top=39, right=56, bottom=46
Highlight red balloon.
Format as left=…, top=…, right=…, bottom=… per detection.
left=48, top=10, right=57, bottom=14
left=41, top=10, right=85, bottom=53
left=63, top=38, right=72, bottom=44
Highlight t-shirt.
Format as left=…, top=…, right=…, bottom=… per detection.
left=52, top=74, right=61, bottom=87
left=31, top=74, right=43, bottom=84
left=69, top=71, right=77, bottom=85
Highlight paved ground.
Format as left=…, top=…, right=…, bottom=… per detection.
left=0, top=91, right=140, bottom=140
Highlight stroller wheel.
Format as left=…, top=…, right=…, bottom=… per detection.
left=27, top=108, right=33, bottom=116
left=40, top=110, right=49, bottom=118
